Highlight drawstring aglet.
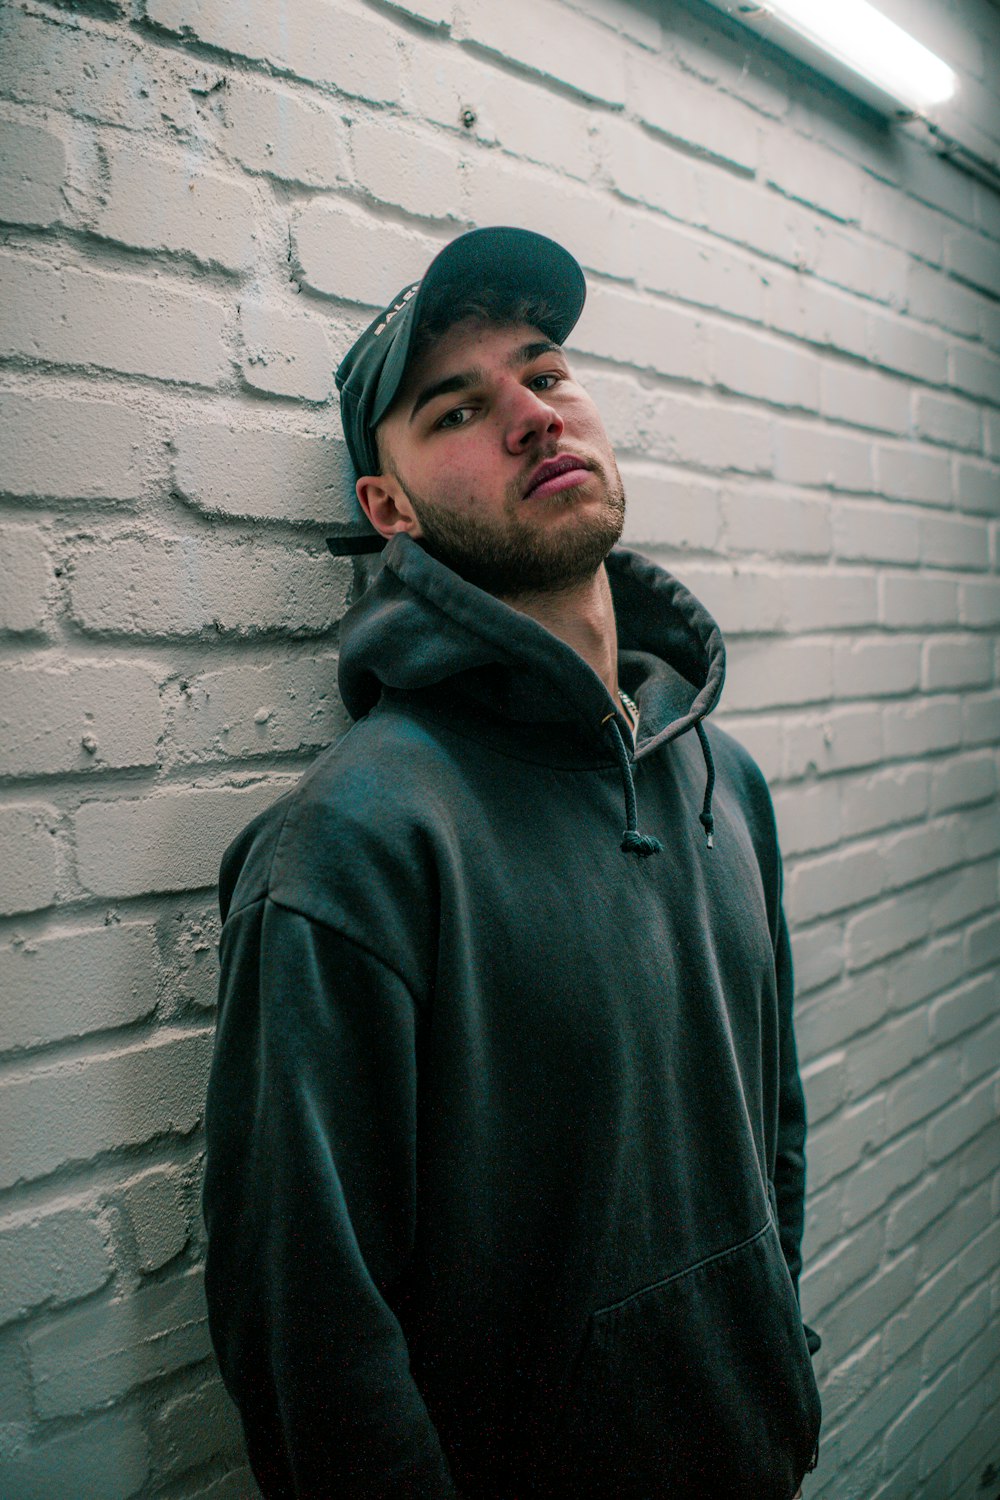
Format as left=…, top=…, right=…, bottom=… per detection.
left=699, top=811, right=715, bottom=849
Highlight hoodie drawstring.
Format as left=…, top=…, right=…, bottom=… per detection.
left=695, top=720, right=716, bottom=848
left=602, top=712, right=718, bottom=856
left=603, top=715, right=663, bottom=858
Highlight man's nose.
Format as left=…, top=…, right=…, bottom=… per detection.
left=504, top=386, right=564, bottom=453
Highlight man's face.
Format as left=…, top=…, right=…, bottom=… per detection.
left=360, top=319, right=626, bottom=597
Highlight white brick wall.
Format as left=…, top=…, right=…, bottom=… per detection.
left=0, top=0, right=997, bottom=1495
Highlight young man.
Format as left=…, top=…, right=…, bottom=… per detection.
left=203, top=227, right=822, bottom=1500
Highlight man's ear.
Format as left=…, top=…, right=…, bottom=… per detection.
left=355, top=474, right=423, bottom=540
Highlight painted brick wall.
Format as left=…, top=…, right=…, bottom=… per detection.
left=0, top=0, right=997, bottom=1495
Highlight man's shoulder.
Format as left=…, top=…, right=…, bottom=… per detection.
left=220, top=702, right=461, bottom=926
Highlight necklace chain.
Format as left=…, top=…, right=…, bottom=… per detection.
left=619, top=689, right=639, bottom=728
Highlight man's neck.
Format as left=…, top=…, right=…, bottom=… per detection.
left=500, top=564, right=620, bottom=702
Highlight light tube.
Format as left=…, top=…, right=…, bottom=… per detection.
left=704, top=0, right=957, bottom=117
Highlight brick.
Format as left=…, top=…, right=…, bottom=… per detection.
left=148, top=0, right=401, bottom=100
left=765, top=270, right=868, bottom=361
left=762, top=133, right=861, bottom=224
left=790, top=921, right=847, bottom=1000
left=698, top=167, right=821, bottom=269
left=820, top=362, right=910, bottom=436
left=0, top=922, right=159, bottom=1055
left=880, top=575, right=958, bottom=630
left=816, top=225, right=909, bottom=308
left=841, top=766, right=929, bottom=840
left=645, top=391, right=771, bottom=476
left=618, top=468, right=721, bottom=552
left=781, top=570, right=878, bottom=631
left=456, top=0, right=626, bottom=105
left=239, top=303, right=336, bottom=403
left=0, top=661, right=160, bottom=778
left=121, top=1166, right=190, bottom=1273
left=150, top=1374, right=245, bottom=1480
left=845, top=1010, right=929, bottom=1100
left=800, top=1051, right=847, bottom=1129
left=784, top=706, right=884, bottom=779
left=221, top=78, right=346, bottom=186
left=886, top=936, right=964, bottom=1018
left=628, top=53, right=758, bottom=172
left=0, top=255, right=227, bottom=387
left=866, top=309, right=949, bottom=384
left=841, top=1132, right=926, bottom=1228
left=832, top=640, right=921, bottom=700
left=168, top=655, right=349, bottom=764
left=0, top=527, right=52, bottom=634
left=709, top=323, right=820, bottom=410
left=659, top=562, right=781, bottom=634
left=875, top=444, right=952, bottom=506
left=882, top=1367, right=962, bottom=1477
left=799, top=1220, right=882, bottom=1320
left=787, top=842, right=884, bottom=923
left=74, top=781, right=291, bottom=897
left=173, top=422, right=348, bottom=522
left=0, top=1203, right=111, bottom=1327
left=0, top=1408, right=149, bottom=1500
left=949, top=344, right=1000, bottom=405
left=920, top=1190, right=994, bottom=1286
left=0, top=1029, right=212, bottom=1190
left=922, top=634, right=994, bottom=691
left=930, top=860, right=999, bottom=935
left=930, top=753, right=997, bottom=815
left=920, top=512, right=990, bottom=571
left=67, top=534, right=349, bottom=639
left=961, top=579, right=1000, bottom=627
left=160, top=902, right=221, bottom=1014
left=954, top=458, right=1000, bottom=515
left=292, top=198, right=437, bottom=305
left=962, top=691, right=1000, bottom=747
left=886, top=1054, right=962, bottom=1136
left=710, top=715, right=782, bottom=784
left=796, top=973, right=887, bottom=1061
left=808, top=1096, right=885, bottom=1193
left=772, top=422, right=873, bottom=492
left=815, top=1334, right=881, bottom=1431
left=573, top=282, right=710, bottom=385
left=631, top=216, right=766, bottom=323
left=883, top=818, right=965, bottom=890
left=0, top=119, right=66, bottom=227
left=832, top=501, right=920, bottom=565
left=881, top=1256, right=960, bottom=1370
left=350, top=119, right=463, bottom=221
left=27, top=1267, right=210, bottom=1418
left=818, top=1249, right=918, bottom=1369
left=723, top=486, right=830, bottom=558
left=93, top=142, right=258, bottom=271
left=907, top=261, right=982, bottom=340
left=920, top=1383, right=987, bottom=1484
left=846, top=891, right=931, bottom=970
left=0, top=804, right=58, bottom=916
left=0, top=393, right=148, bottom=502
left=407, top=41, right=595, bottom=183
left=913, top=391, right=982, bottom=452
left=961, top=1012, right=1000, bottom=1086
left=926, top=1076, right=996, bottom=1163
left=885, top=1170, right=957, bottom=1254
left=945, top=227, right=1000, bottom=298
left=601, top=117, right=701, bottom=225
left=771, top=781, right=841, bottom=856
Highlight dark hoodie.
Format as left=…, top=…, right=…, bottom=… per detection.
left=203, top=534, right=822, bottom=1500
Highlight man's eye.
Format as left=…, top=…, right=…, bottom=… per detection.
left=437, top=406, right=474, bottom=430
left=529, top=373, right=560, bottom=392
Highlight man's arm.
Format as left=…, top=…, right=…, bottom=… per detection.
left=772, top=906, right=822, bottom=1357
left=204, top=897, right=458, bottom=1499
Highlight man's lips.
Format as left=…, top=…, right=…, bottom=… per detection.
left=523, top=454, right=592, bottom=499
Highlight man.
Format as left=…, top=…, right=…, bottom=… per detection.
left=203, top=227, right=822, bottom=1499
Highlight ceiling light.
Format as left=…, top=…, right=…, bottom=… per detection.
left=702, top=0, right=958, bottom=117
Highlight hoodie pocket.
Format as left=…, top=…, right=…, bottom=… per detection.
left=535, top=1220, right=822, bottom=1500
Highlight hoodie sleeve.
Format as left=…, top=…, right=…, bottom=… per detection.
left=203, top=895, right=458, bottom=1499
left=771, top=905, right=822, bottom=1357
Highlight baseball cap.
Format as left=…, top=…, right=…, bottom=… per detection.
left=327, top=226, right=587, bottom=555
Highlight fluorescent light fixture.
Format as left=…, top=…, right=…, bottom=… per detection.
left=702, top=0, right=958, bottom=117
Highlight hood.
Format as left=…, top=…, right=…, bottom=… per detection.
left=337, top=534, right=726, bottom=855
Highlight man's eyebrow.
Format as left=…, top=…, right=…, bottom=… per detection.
left=407, top=340, right=565, bottom=424
left=409, top=366, right=485, bottom=424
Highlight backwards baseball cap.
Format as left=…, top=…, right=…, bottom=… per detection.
left=328, top=226, right=587, bottom=555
